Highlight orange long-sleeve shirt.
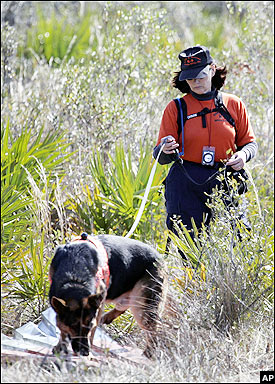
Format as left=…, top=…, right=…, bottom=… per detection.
left=156, top=92, right=256, bottom=164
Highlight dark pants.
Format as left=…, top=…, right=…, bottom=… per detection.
left=164, top=160, right=251, bottom=259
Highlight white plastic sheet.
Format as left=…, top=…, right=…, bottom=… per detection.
left=2, top=307, right=122, bottom=352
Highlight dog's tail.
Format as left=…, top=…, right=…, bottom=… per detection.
left=158, top=266, right=169, bottom=319
left=142, top=263, right=168, bottom=325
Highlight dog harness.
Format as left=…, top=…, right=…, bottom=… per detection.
left=71, top=233, right=110, bottom=289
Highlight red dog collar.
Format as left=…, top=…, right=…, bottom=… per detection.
left=71, top=233, right=110, bottom=289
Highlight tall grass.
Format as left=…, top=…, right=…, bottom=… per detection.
left=168, top=184, right=273, bottom=331
left=1, top=1, right=274, bottom=382
left=18, top=5, right=92, bottom=66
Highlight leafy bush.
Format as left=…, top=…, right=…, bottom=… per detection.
left=167, top=179, right=274, bottom=333
left=3, top=231, right=51, bottom=316
left=1, top=121, right=72, bottom=284
left=17, top=5, right=92, bottom=66
left=68, top=141, right=168, bottom=246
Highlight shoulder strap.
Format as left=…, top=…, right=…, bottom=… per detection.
left=174, top=97, right=187, bottom=156
left=214, top=91, right=236, bottom=129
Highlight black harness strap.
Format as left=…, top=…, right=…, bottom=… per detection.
left=213, top=91, right=236, bottom=129
left=175, top=158, right=226, bottom=186
left=174, top=91, right=236, bottom=139
left=172, top=91, right=238, bottom=186
left=174, top=97, right=187, bottom=137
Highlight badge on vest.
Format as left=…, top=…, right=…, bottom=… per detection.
left=202, top=146, right=215, bottom=166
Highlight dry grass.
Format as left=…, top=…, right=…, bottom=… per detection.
left=1, top=314, right=273, bottom=383
left=2, top=268, right=274, bottom=383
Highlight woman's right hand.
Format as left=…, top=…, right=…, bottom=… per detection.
left=160, top=136, right=179, bottom=154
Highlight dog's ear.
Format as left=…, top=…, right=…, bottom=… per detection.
left=51, top=297, right=80, bottom=313
left=87, top=293, right=104, bottom=308
left=51, top=296, right=68, bottom=314
left=87, top=284, right=106, bottom=308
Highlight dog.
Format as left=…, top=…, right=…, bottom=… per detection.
left=49, top=233, right=166, bottom=358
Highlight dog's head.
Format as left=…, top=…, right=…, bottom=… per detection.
left=49, top=237, right=110, bottom=355
left=51, top=283, right=106, bottom=355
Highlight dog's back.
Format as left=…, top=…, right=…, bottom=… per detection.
left=49, top=235, right=160, bottom=299
left=98, top=235, right=161, bottom=300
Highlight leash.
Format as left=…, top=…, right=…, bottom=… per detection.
left=125, top=140, right=168, bottom=238
left=73, top=142, right=240, bottom=241
left=175, top=157, right=226, bottom=187
left=125, top=140, right=228, bottom=238
left=62, top=144, right=167, bottom=283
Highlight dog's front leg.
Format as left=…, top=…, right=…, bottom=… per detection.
left=101, top=292, right=131, bottom=325
left=100, top=308, right=127, bottom=325
left=52, top=332, right=70, bottom=355
left=88, top=301, right=105, bottom=348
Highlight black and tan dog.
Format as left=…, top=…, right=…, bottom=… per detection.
left=49, top=233, right=166, bottom=358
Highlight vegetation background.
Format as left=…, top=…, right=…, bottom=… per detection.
left=1, top=1, right=274, bottom=382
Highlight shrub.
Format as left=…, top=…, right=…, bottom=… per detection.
left=1, top=121, right=72, bottom=291
left=68, top=141, right=168, bottom=247
left=167, top=179, right=274, bottom=334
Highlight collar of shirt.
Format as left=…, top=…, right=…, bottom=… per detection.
left=190, top=87, right=217, bottom=101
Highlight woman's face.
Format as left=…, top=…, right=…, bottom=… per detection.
left=186, top=65, right=216, bottom=94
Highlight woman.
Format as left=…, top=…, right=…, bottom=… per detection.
left=153, top=45, right=257, bottom=256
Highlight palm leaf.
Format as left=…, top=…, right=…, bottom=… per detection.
left=71, top=140, right=167, bottom=240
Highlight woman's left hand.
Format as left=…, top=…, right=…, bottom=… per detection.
left=226, top=151, right=246, bottom=171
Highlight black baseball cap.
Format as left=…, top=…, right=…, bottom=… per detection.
left=178, top=45, right=214, bottom=81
